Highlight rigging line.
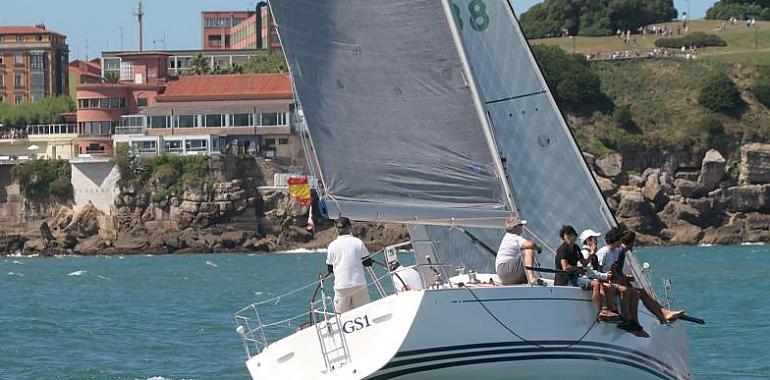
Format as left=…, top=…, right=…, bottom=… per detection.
left=462, top=286, right=545, bottom=349
left=522, top=225, right=558, bottom=256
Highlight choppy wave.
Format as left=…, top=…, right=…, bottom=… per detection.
left=7, top=271, right=24, bottom=277
left=67, top=270, right=110, bottom=280
left=741, top=242, right=766, bottom=246
left=205, top=261, right=218, bottom=267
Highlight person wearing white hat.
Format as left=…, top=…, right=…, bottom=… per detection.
left=579, top=229, right=621, bottom=322
left=495, top=215, right=540, bottom=285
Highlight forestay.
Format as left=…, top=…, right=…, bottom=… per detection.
left=270, top=0, right=513, bottom=226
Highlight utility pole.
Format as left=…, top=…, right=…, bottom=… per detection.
left=120, top=27, right=124, bottom=50
left=756, top=25, right=759, bottom=50
left=133, top=1, right=145, bottom=51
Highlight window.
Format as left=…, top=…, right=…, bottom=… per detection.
left=131, top=140, right=157, bottom=153
left=120, top=61, right=134, bottom=81
left=103, top=58, right=120, bottom=71
left=36, top=35, right=43, bottom=42
left=15, top=54, right=23, bottom=65
left=137, top=97, right=148, bottom=107
left=165, top=140, right=183, bottom=153
left=30, top=53, right=44, bottom=70
left=186, top=139, right=208, bottom=152
left=0, top=75, right=3, bottom=87
left=278, top=138, right=289, bottom=145
left=0, top=56, right=4, bottom=65
left=230, top=113, right=252, bottom=127
left=264, top=138, right=276, bottom=146
left=205, top=114, right=224, bottom=127
left=260, top=113, right=278, bottom=126
left=176, top=115, right=195, bottom=128
left=15, top=74, right=23, bottom=87
left=149, top=116, right=169, bottom=129
left=16, top=36, right=23, bottom=42
left=15, top=95, right=23, bottom=105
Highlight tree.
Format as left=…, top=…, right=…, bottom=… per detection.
left=102, top=72, right=120, bottom=84
left=520, top=0, right=678, bottom=38
left=531, top=45, right=609, bottom=112
left=706, top=1, right=770, bottom=20
left=698, top=71, right=744, bottom=114
left=0, top=96, right=74, bottom=127
left=186, top=54, right=210, bottom=75
left=243, top=53, right=288, bottom=74
left=11, top=159, right=73, bottom=201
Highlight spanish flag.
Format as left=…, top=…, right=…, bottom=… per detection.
left=287, top=177, right=312, bottom=206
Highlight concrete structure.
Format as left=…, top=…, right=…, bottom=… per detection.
left=0, top=25, right=69, bottom=104
left=70, top=159, right=120, bottom=215
left=68, top=59, right=102, bottom=98
left=201, top=7, right=280, bottom=51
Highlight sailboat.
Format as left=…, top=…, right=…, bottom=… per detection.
left=234, top=0, right=694, bottom=379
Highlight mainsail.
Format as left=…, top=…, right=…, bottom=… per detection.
left=270, top=0, right=515, bottom=227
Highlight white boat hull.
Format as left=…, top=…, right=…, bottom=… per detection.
left=245, top=285, right=692, bottom=380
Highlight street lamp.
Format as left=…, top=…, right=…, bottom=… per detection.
left=570, top=35, right=576, bottom=54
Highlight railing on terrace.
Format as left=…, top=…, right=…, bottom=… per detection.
left=26, top=124, right=77, bottom=136
left=115, top=126, right=147, bottom=135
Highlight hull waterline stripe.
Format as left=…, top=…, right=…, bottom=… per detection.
left=450, top=296, right=593, bottom=304
left=484, top=90, right=547, bottom=105
left=368, top=352, right=677, bottom=380
left=391, top=341, right=680, bottom=378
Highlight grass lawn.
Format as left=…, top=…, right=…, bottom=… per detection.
left=531, top=20, right=770, bottom=66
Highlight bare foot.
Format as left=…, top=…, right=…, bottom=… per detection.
left=663, top=309, right=685, bottom=323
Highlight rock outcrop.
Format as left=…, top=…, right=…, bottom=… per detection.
left=739, top=143, right=770, bottom=185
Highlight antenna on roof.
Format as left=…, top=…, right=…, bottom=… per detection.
left=133, top=0, right=145, bottom=51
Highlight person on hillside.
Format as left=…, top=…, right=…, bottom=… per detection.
left=326, top=217, right=373, bottom=313
left=609, top=230, right=685, bottom=325
left=579, top=229, right=621, bottom=321
left=496, top=215, right=541, bottom=285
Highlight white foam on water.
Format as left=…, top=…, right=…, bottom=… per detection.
left=67, top=270, right=110, bottom=280
left=741, top=242, right=766, bottom=246
left=698, top=243, right=715, bottom=247
left=12, top=260, right=23, bottom=264
left=8, top=272, right=24, bottom=277
left=282, top=248, right=326, bottom=254
left=205, top=260, right=218, bottom=267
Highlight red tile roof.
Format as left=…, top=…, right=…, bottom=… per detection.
left=157, top=74, right=293, bottom=102
left=0, top=25, right=64, bottom=36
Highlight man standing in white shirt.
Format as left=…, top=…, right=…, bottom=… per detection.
left=326, top=217, right=373, bottom=313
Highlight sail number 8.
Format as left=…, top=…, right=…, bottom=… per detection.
left=452, top=0, right=490, bottom=32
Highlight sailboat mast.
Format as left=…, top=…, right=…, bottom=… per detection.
left=440, top=0, right=519, bottom=218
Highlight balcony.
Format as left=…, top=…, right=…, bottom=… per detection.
left=115, top=126, right=147, bottom=135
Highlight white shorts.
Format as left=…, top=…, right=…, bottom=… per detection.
left=333, top=285, right=370, bottom=314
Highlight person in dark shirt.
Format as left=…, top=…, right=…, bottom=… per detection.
left=554, top=225, right=584, bottom=286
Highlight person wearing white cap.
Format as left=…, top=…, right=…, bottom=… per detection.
left=495, top=215, right=540, bottom=285
left=579, top=228, right=621, bottom=322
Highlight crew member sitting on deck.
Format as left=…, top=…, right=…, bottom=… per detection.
left=496, top=215, right=540, bottom=285
left=579, top=229, right=621, bottom=321
left=607, top=230, right=685, bottom=326
left=326, top=217, right=373, bottom=313
left=389, top=261, right=424, bottom=293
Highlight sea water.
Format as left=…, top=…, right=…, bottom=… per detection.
left=1, top=245, right=768, bottom=379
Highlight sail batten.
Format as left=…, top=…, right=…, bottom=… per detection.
left=271, top=0, right=512, bottom=224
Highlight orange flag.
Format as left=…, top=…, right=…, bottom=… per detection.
left=287, top=177, right=312, bottom=206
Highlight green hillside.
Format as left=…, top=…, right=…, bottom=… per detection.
left=530, top=21, right=770, bottom=159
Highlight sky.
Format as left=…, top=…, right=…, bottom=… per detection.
left=1, top=0, right=717, bottom=61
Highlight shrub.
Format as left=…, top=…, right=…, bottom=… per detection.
left=698, top=71, right=744, bottom=114
left=612, top=105, right=640, bottom=133
left=753, top=81, right=770, bottom=108
left=655, top=32, right=727, bottom=48
left=531, top=45, right=609, bottom=112
left=11, top=160, right=73, bottom=201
